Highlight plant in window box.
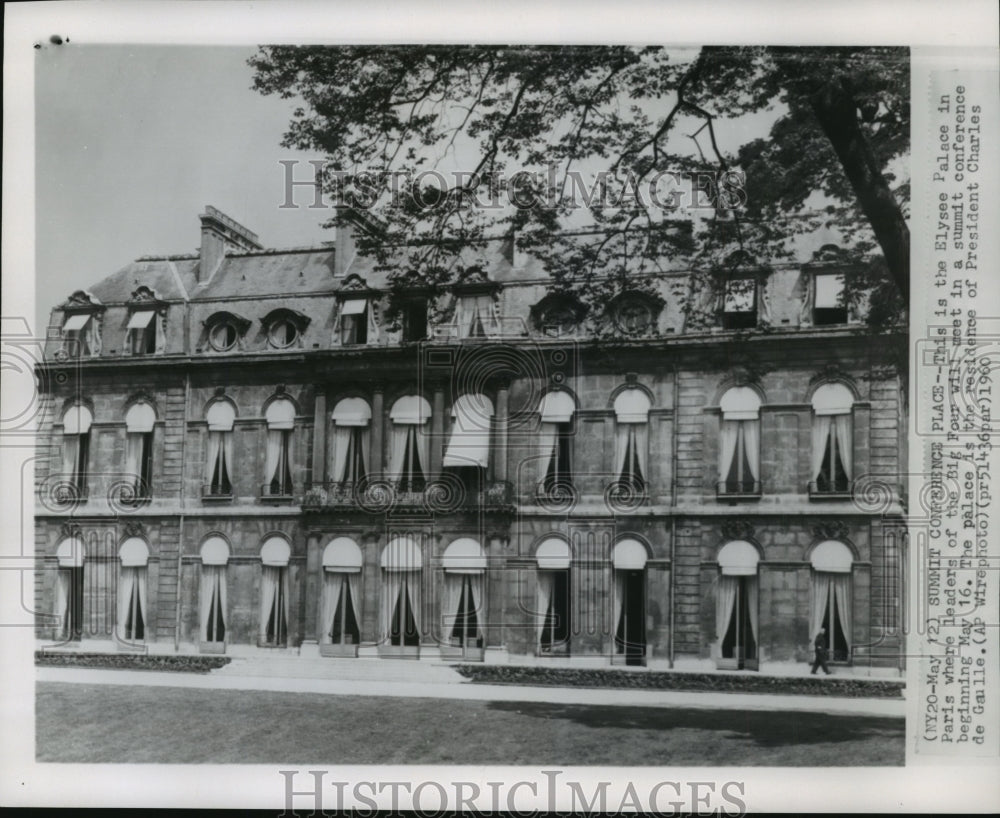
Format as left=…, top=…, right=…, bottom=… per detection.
left=303, top=486, right=328, bottom=507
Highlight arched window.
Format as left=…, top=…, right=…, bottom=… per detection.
left=263, top=398, right=296, bottom=498
left=810, top=540, right=853, bottom=662
left=60, top=405, right=93, bottom=497
left=716, top=540, right=759, bottom=670
left=380, top=537, right=423, bottom=650
left=538, top=391, right=576, bottom=497
left=321, top=538, right=363, bottom=651
left=118, top=538, right=149, bottom=643
left=205, top=400, right=236, bottom=498
left=613, top=390, right=651, bottom=493
left=259, top=536, right=291, bottom=646
left=718, top=387, right=762, bottom=498
left=124, top=402, right=156, bottom=500
left=331, top=398, right=371, bottom=486
left=389, top=396, right=431, bottom=492
left=612, top=538, right=648, bottom=665
left=810, top=383, right=854, bottom=496
left=441, top=538, right=486, bottom=654
left=54, top=537, right=85, bottom=641
left=535, top=538, right=571, bottom=654
left=200, top=536, right=229, bottom=648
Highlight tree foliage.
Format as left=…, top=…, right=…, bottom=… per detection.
left=250, top=45, right=909, bottom=331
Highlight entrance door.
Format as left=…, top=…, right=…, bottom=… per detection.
left=721, top=575, right=758, bottom=670
left=449, top=575, right=484, bottom=660
left=614, top=569, right=646, bottom=665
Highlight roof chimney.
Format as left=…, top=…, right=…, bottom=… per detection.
left=198, top=206, right=263, bottom=282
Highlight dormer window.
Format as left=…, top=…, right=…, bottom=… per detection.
left=337, top=298, right=379, bottom=345
left=127, top=309, right=160, bottom=355
left=401, top=298, right=428, bottom=343
left=722, top=278, right=758, bottom=329
left=205, top=311, right=251, bottom=353
left=813, top=272, right=848, bottom=325
left=264, top=309, right=309, bottom=350
left=609, top=292, right=661, bottom=336
left=61, top=313, right=101, bottom=357
left=532, top=293, right=586, bottom=338
left=455, top=294, right=499, bottom=338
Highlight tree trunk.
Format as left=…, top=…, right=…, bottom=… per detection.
left=809, top=80, right=910, bottom=302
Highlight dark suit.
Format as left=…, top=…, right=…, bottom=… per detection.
left=811, top=631, right=831, bottom=674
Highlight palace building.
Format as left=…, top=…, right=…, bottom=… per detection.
left=35, top=205, right=907, bottom=674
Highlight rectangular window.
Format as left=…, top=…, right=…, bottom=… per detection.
left=813, top=273, right=847, bottom=325
left=201, top=565, right=226, bottom=644
left=719, top=419, right=761, bottom=496
left=261, top=566, right=288, bottom=646
left=542, top=422, right=573, bottom=495
left=401, top=299, right=428, bottom=342
left=62, top=313, right=98, bottom=357
left=722, top=278, right=757, bottom=329
left=397, top=426, right=426, bottom=492
left=207, top=430, right=233, bottom=496
left=538, top=569, right=570, bottom=652
left=615, top=423, right=647, bottom=493
left=266, top=430, right=293, bottom=497
left=61, top=432, right=91, bottom=497
left=339, top=298, right=370, bottom=345
left=457, top=295, right=499, bottom=338
left=125, top=431, right=154, bottom=500
left=127, top=310, right=159, bottom=355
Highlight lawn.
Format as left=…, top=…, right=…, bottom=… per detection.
left=37, top=682, right=904, bottom=766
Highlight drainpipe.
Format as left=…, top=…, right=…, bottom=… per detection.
left=669, top=362, right=679, bottom=669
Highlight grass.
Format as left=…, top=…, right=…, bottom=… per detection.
left=37, top=682, right=903, bottom=766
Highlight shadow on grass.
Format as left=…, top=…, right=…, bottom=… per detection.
left=486, top=700, right=904, bottom=748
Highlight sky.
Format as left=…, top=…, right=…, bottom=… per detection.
left=35, top=44, right=330, bottom=332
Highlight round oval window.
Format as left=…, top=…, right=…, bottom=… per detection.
left=268, top=319, right=299, bottom=348
left=209, top=321, right=239, bottom=351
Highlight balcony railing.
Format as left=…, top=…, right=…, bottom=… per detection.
left=808, top=479, right=853, bottom=500
left=260, top=483, right=295, bottom=502
left=302, top=479, right=515, bottom=513
left=716, top=480, right=762, bottom=501
left=201, top=483, right=233, bottom=502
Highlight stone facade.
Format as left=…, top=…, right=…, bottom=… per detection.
left=35, top=207, right=907, bottom=673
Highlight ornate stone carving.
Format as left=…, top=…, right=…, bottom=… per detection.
left=721, top=519, right=755, bottom=541
left=812, top=520, right=849, bottom=540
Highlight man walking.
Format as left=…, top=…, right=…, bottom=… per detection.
left=811, top=627, right=832, bottom=675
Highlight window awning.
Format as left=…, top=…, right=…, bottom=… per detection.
left=613, top=538, right=648, bottom=570
left=811, top=540, right=853, bottom=573
left=332, top=397, right=372, bottom=427
left=814, top=273, right=845, bottom=308
left=260, top=536, right=291, bottom=566
left=62, top=404, right=93, bottom=435
left=340, top=298, right=367, bottom=316
left=390, top=395, right=431, bottom=425
left=539, top=390, right=575, bottom=423
left=265, top=398, right=296, bottom=430
left=720, top=386, right=761, bottom=420
left=380, top=536, right=422, bottom=571
left=206, top=400, right=236, bottom=431
left=125, top=401, right=156, bottom=433
left=536, top=538, right=571, bottom=570
left=126, top=310, right=156, bottom=330
left=442, top=537, right=486, bottom=573
left=443, top=393, right=493, bottom=468
left=613, top=389, right=651, bottom=423
left=322, top=537, right=364, bottom=573
left=119, top=537, right=150, bottom=567
left=200, top=536, right=230, bottom=566
left=717, top=540, right=759, bottom=576
left=811, top=383, right=854, bottom=416
left=62, top=313, right=91, bottom=332
left=56, top=537, right=85, bottom=568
